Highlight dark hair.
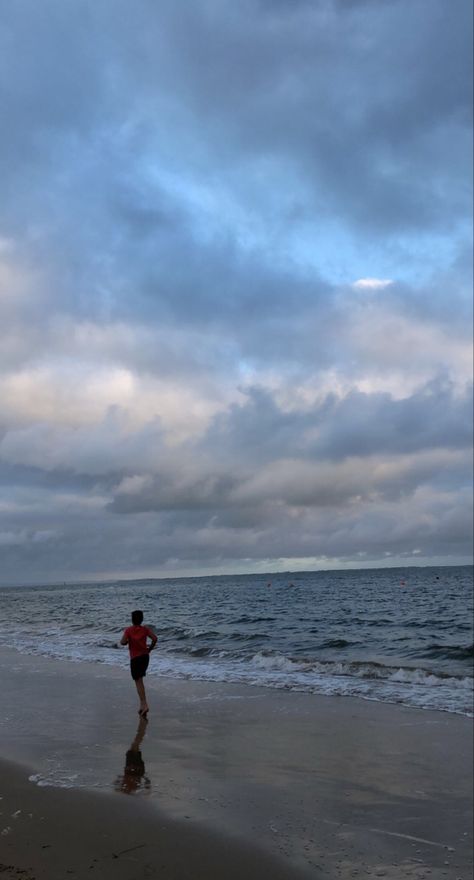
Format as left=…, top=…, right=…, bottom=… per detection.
left=131, top=609, right=144, bottom=625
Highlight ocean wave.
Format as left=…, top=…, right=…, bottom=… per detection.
left=159, top=644, right=472, bottom=692
left=318, top=638, right=358, bottom=648
left=186, top=646, right=216, bottom=657
left=6, top=638, right=473, bottom=716
left=3, top=566, right=472, bottom=717
left=148, top=650, right=473, bottom=716
left=249, top=651, right=301, bottom=673
left=232, top=615, right=276, bottom=624
left=243, top=651, right=472, bottom=686
left=414, top=643, right=474, bottom=661
left=160, top=643, right=471, bottom=686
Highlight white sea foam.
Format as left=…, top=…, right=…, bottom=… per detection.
left=28, top=772, right=79, bottom=788
left=2, top=568, right=473, bottom=717
left=6, top=632, right=473, bottom=716
left=4, top=630, right=472, bottom=716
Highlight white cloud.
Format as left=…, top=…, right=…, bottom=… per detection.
left=0, top=0, right=471, bottom=580
left=352, top=278, right=393, bottom=290
left=0, top=360, right=225, bottom=441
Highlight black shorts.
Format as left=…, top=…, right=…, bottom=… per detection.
left=130, top=653, right=149, bottom=680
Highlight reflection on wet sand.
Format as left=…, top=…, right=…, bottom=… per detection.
left=114, top=716, right=151, bottom=795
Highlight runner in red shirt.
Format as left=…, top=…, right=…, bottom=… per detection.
left=120, top=610, right=157, bottom=717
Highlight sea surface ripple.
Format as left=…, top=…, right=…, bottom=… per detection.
left=1, top=566, right=472, bottom=716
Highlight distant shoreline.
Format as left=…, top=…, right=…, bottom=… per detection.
left=1, top=561, right=472, bottom=590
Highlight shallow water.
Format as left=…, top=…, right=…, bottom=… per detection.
left=1, top=566, right=472, bottom=715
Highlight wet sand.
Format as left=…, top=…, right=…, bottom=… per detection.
left=0, top=757, right=313, bottom=880
left=0, top=647, right=472, bottom=879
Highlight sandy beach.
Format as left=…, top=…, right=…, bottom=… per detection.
left=0, top=647, right=472, bottom=879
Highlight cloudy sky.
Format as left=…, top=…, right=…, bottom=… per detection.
left=0, top=0, right=472, bottom=584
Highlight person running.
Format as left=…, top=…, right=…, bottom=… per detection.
left=120, top=609, right=157, bottom=717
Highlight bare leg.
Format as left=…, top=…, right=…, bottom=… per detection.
left=134, top=678, right=148, bottom=714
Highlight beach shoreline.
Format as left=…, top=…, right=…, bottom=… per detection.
left=2, top=567, right=471, bottom=718
left=0, top=647, right=472, bottom=879
left=0, top=756, right=316, bottom=880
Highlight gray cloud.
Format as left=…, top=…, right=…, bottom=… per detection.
left=197, top=380, right=473, bottom=466
left=0, top=0, right=472, bottom=581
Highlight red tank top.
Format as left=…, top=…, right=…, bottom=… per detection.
left=123, top=625, right=154, bottom=659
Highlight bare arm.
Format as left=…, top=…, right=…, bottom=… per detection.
left=147, top=629, right=158, bottom=651
left=120, top=631, right=129, bottom=646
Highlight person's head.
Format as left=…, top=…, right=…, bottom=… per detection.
left=131, top=609, right=144, bottom=625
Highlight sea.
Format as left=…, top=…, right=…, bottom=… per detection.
left=1, top=566, right=472, bottom=717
